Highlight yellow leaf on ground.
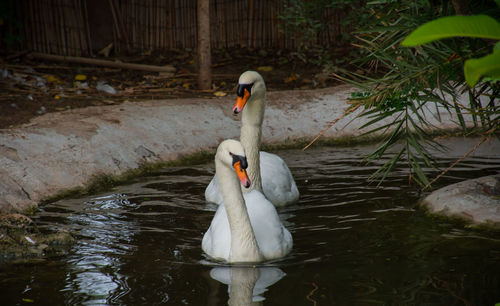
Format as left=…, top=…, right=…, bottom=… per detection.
left=75, top=74, right=87, bottom=81
left=284, top=73, right=298, bottom=83
left=257, top=66, right=273, bottom=72
left=182, top=83, right=191, bottom=89
left=54, top=95, right=61, bottom=100
left=44, top=74, right=61, bottom=83
left=214, top=91, right=227, bottom=97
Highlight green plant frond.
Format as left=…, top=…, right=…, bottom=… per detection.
left=406, top=133, right=434, bottom=167
left=402, top=15, right=500, bottom=46
left=331, top=1, right=498, bottom=188
left=369, top=147, right=406, bottom=185
left=359, top=118, right=404, bottom=137
left=407, top=103, right=432, bottom=124
left=464, top=50, right=500, bottom=87
left=451, top=99, right=467, bottom=131
left=360, top=110, right=397, bottom=123
left=407, top=115, right=430, bottom=137
left=408, top=153, right=431, bottom=186
left=365, top=119, right=405, bottom=160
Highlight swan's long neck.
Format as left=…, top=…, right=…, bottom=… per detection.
left=240, top=84, right=266, bottom=194
left=216, top=159, right=262, bottom=262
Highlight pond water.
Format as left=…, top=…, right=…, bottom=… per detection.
left=1, top=138, right=500, bottom=305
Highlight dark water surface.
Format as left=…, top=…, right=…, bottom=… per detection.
left=2, top=138, right=500, bottom=305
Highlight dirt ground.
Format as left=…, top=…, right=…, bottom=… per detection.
left=0, top=48, right=346, bottom=129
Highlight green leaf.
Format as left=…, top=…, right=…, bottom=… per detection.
left=402, top=15, right=500, bottom=46
left=464, top=49, right=500, bottom=87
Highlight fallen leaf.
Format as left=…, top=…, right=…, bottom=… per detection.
left=75, top=74, right=87, bottom=81
left=54, top=94, right=61, bottom=100
left=284, top=73, right=298, bottom=83
left=257, top=66, right=273, bottom=72
left=44, top=74, right=61, bottom=83
left=182, top=83, right=191, bottom=89
left=214, top=91, right=227, bottom=97
left=98, top=43, right=113, bottom=57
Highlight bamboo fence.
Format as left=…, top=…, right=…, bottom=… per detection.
left=12, top=0, right=351, bottom=56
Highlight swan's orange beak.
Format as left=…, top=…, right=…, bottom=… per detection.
left=233, top=161, right=251, bottom=188
left=233, top=88, right=250, bottom=114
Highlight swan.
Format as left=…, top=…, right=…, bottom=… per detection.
left=205, top=71, right=299, bottom=207
left=210, top=266, right=286, bottom=304
left=202, top=139, right=292, bottom=263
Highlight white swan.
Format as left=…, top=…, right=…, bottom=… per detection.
left=210, top=266, right=286, bottom=304
left=202, top=139, right=292, bottom=263
left=205, top=71, right=299, bottom=207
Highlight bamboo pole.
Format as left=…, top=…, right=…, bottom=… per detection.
left=70, top=0, right=78, bottom=54
left=70, top=0, right=79, bottom=55
left=117, top=0, right=130, bottom=50
left=58, top=0, right=67, bottom=54
left=30, top=52, right=177, bottom=72
left=82, top=0, right=93, bottom=56
left=39, top=0, right=48, bottom=53
left=28, top=2, right=40, bottom=50
left=46, top=0, right=54, bottom=54
left=155, top=0, right=159, bottom=48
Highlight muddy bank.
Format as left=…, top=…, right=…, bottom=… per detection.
left=0, top=85, right=480, bottom=214
left=0, top=213, right=74, bottom=263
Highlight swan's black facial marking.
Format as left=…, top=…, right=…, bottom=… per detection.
left=237, top=83, right=253, bottom=98
left=233, top=83, right=253, bottom=115
left=229, top=152, right=248, bottom=169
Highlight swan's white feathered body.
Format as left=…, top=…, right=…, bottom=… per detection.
left=202, top=190, right=292, bottom=261
left=205, top=152, right=299, bottom=207
left=205, top=71, right=299, bottom=207
left=202, top=140, right=292, bottom=263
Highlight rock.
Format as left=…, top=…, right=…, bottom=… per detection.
left=421, top=175, right=500, bottom=228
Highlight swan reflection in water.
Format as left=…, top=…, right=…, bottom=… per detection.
left=210, top=266, right=285, bottom=305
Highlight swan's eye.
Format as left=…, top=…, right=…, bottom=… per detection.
left=231, top=154, right=248, bottom=169
left=237, top=83, right=253, bottom=97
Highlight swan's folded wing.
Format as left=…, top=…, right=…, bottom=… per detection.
left=205, top=176, right=224, bottom=205
left=245, top=190, right=293, bottom=259
left=260, top=151, right=299, bottom=206
left=202, top=204, right=231, bottom=260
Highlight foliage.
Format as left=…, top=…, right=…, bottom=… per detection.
left=278, top=0, right=354, bottom=65
left=402, top=14, right=500, bottom=86
left=278, top=0, right=324, bottom=52
left=332, top=0, right=500, bottom=187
